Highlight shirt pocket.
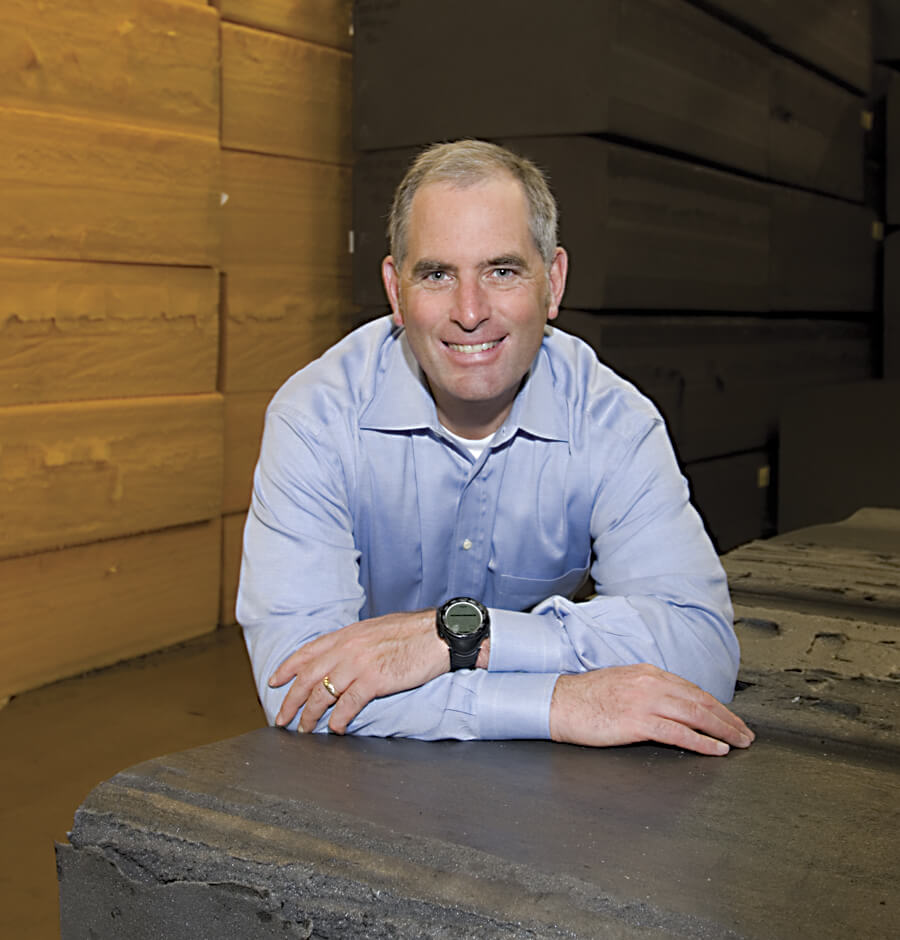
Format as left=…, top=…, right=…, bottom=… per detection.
left=492, top=565, right=590, bottom=613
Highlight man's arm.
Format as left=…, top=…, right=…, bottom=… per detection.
left=485, top=417, right=740, bottom=703
left=241, top=402, right=751, bottom=752
left=239, top=406, right=557, bottom=742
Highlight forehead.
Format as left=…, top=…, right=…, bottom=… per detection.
left=404, top=174, right=534, bottom=260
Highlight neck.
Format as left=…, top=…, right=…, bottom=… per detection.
left=431, top=386, right=520, bottom=440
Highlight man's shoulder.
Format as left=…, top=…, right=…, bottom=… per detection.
left=267, top=316, right=397, bottom=427
left=542, top=325, right=663, bottom=431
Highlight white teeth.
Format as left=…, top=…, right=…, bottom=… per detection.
left=447, top=340, right=501, bottom=353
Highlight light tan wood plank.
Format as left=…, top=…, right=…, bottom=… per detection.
left=0, top=394, right=224, bottom=559
left=0, top=259, right=218, bottom=406
left=222, top=151, right=352, bottom=391
left=223, top=391, right=270, bottom=513
left=0, top=107, right=220, bottom=265
left=221, top=510, right=247, bottom=626
left=0, top=0, right=219, bottom=137
left=223, top=151, right=350, bottom=272
left=0, top=520, right=221, bottom=699
left=216, top=0, right=352, bottom=49
left=222, top=23, right=351, bottom=163
left=223, top=270, right=349, bottom=393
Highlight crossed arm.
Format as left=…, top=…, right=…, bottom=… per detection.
left=268, top=609, right=753, bottom=755
left=240, top=406, right=754, bottom=756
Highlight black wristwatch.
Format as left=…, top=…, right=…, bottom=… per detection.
left=436, top=597, right=490, bottom=671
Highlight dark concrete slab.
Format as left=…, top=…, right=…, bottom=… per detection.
left=58, top=511, right=900, bottom=938
left=58, top=727, right=897, bottom=940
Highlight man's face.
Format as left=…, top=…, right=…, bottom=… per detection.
left=381, top=174, right=567, bottom=437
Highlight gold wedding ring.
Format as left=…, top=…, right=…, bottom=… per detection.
left=322, top=675, right=339, bottom=699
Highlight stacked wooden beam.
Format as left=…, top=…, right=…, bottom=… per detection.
left=0, top=0, right=354, bottom=699
left=218, top=2, right=353, bottom=626
left=0, top=0, right=222, bottom=700
left=352, top=0, right=879, bottom=551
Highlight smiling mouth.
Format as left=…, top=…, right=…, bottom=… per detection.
left=445, top=339, right=504, bottom=354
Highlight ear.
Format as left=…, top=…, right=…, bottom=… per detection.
left=546, top=247, right=568, bottom=322
left=381, top=256, right=404, bottom=326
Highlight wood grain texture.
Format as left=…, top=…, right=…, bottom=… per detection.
left=0, top=394, right=224, bottom=559
left=222, top=271, right=349, bottom=394
left=216, top=0, right=352, bottom=49
left=697, top=0, right=872, bottom=92
left=220, top=511, right=247, bottom=626
left=222, top=151, right=352, bottom=392
left=0, top=259, right=218, bottom=406
left=768, top=53, right=865, bottom=201
left=0, top=0, right=219, bottom=136
left=222, top=23, right=351, bottom=163
left=223, top=391, right=270, bottom=513
left=0, top=520, right=221, bottom=699
left=0, top=107, right=220, bottom=265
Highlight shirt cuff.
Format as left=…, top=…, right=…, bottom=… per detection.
left=488, top=608, right=568, bottom=673
left=475, top=671, right=558, bottom=740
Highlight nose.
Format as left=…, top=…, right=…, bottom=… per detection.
left=452, top=276, right=489, bottom=332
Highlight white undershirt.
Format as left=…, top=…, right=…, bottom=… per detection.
left=440, top=425, right=497, bottom=460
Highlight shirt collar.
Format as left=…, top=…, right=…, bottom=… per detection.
left=359, top=324, right=569, bottom=443
left=359, top=327, right=440, bottom=432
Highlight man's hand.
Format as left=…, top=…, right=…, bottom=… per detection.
left=550, top=664, right=754, bottom=756
left=268, top=610, right=450, bottom=733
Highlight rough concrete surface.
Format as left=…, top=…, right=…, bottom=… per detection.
left=58, top=511, right=899, bottom=938
left=58, top=727, right=897, bottom=939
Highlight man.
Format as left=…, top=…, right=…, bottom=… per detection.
left=238, top=140, right=754, bottom=756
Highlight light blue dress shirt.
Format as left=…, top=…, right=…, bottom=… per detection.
left=238, top=317, right=739, bottom=739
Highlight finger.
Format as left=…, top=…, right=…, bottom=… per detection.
left=644, top=716, right=731, bottom=756
left=270, top=630, right=344, bottom=688
left=663, top=695, right=753, bottom=749
left=326, top=680, right=373, bottom=735
left=275, top=672, right=323, bottom=727
left=269, top=651, right=307, bottom=689
left=670, top=677, right=756, bottom=743
left=297, top=675, right=343, bottom=733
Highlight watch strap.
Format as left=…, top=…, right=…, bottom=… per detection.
left=448, top=645, right=481, bottom=671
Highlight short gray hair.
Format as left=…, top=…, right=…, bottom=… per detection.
left=388, top=140, right=558, bottom=269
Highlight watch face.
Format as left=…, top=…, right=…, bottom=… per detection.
left=444, top=600, right=483, bottom=635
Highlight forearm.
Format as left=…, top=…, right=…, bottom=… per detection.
left=487, top=576, right=739, bottom=703
left=303, top=669, right=558, bottom=740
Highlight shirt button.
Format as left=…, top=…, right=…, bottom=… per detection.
left=462, top=539, right=473, bottom=550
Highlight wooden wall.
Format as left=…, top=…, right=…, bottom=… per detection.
left=352, top=0, right=882, bottom=552
left=0, top=0, right=353, bottom=700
